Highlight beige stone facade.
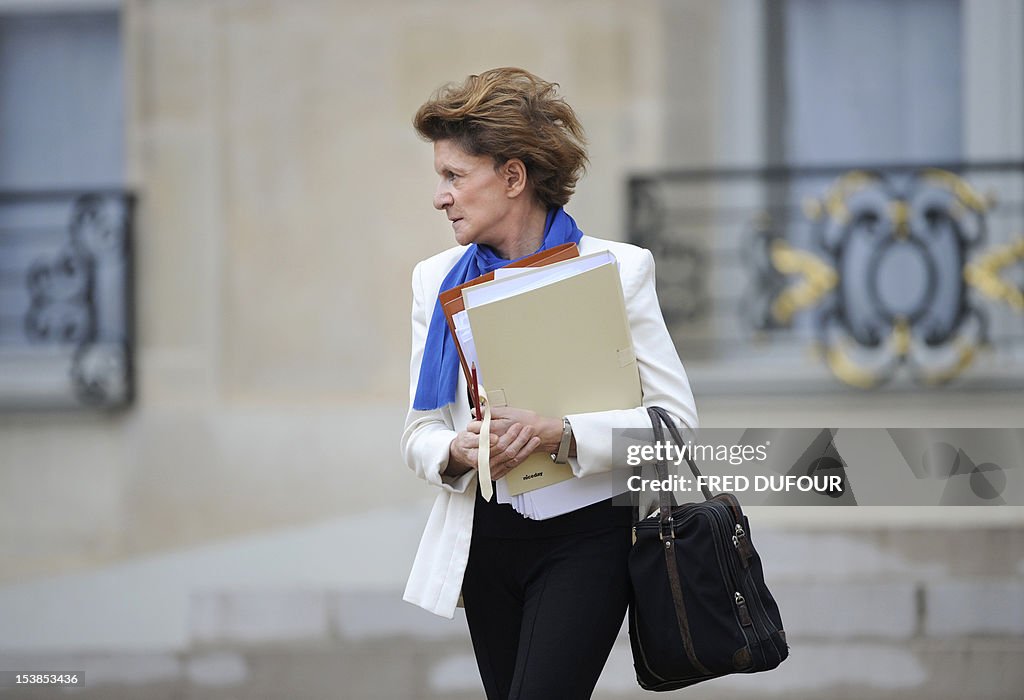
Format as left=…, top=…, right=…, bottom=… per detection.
left=1, top=0, right=713, bottom=582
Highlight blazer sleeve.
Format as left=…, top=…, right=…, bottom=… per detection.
left=565, top=248, right=698, bottom=479
left=400, top=261, right=476, bottom=494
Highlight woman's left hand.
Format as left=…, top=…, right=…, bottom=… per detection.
left=487, top=407, right=564, bottom=457
left=486, top=422, right=541, bottom=481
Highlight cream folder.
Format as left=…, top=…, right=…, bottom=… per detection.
left=464, top=252, right=642, bottom=496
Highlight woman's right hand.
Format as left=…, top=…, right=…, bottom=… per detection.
left=446, top=427, right=491, bottom=477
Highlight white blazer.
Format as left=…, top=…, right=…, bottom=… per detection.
left=401, top=235, right=699, bottom=618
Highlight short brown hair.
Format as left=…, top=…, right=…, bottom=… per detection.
left=413, top=67, right=588, bottom=209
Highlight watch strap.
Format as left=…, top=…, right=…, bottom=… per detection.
left=552, top=417, right=572, bottom=464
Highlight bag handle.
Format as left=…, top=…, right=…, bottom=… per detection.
left=629, top=408, right=675, bottom=526
left=647, top=405, right=712, bottom=503
left=631, top=407, right=712, bottom=527
left=647, top=405, right=673, bottom=540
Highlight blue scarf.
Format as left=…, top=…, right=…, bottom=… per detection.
left=413, top=207, right=584, bottom=410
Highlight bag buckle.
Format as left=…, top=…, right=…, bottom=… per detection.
left=659, top=515, right=674, bottom=541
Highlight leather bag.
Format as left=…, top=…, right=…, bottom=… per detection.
left=628, top=407, right=789, bottom=691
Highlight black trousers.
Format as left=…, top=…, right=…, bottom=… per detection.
left=460, top=524, right=633, bottom=700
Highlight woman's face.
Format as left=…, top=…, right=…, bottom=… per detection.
left=432, top=139, right=515, bottom=249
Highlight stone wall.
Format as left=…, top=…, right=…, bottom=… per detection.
left=1, top=0, right=714, bottom=582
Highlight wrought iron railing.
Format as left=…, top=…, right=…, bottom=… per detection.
left=627, top=161, right=1024, bottom=394
left=0, top=189, right=134, bottom=409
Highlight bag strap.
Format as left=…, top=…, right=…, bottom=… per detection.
left=649, top=406, right=712, bottom=501
left=631, top=407, right=711, bottom=527
left=648, top=406, right=674, bottom=540
left=644, top=406, right=714, bottom=677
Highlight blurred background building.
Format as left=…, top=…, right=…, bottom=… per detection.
left=0, top=0, right=1022, bottom=698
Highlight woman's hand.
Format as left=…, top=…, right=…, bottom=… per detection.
left=446, top=424, right=492, bottom=477
left=484, top=419, right=542, bottom=480
left=446, top=411, right=553, bottom=481
left=487, top=407, right=564, bottom=456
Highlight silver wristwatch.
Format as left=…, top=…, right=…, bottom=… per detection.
left=551, top=417, right=572, bottom=464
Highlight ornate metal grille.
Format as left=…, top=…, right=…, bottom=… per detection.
left=0, top=190, right=134, bottom=409
left=628, top=162, right=1024, bottom=394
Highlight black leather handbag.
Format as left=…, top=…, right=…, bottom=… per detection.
left=628, top=407, right=789, bottom=691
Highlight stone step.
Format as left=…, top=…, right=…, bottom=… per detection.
left=183, top=581, right=1024, bottom=649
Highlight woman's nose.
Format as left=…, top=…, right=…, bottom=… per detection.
left=434, top=183, right=453, bottom=210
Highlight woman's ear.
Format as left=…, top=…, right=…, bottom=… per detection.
left=501, top=159, right=528, bottom=198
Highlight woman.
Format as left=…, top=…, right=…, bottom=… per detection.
left=402, top=67, right=698, bottom=699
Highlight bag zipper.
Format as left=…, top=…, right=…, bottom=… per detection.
left=709, top=502, right=783, bottom=665
left=704, top=504, right=754, bottom=656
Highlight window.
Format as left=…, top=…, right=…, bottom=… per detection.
left=0, top=8, right=131, bottom=409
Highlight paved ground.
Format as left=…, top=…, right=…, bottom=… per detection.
left=3, top=633, right=1024, bottom=699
